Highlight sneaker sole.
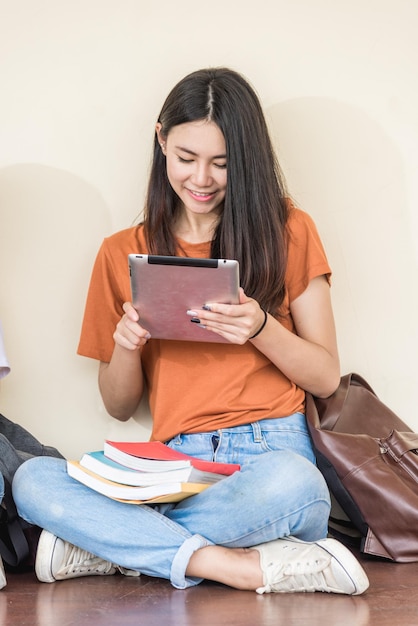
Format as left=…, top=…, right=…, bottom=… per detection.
left=35, top=531, right=59, bottom=583
left=290, top=537, right=370, bottom=595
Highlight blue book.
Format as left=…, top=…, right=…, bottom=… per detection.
left=79, top=450, right=225, bottom=486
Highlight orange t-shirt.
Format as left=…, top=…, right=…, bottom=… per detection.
left=77, top=207, right=331, bottom=442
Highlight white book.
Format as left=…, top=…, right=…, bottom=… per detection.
left=67, top=461, right=209, bottom=504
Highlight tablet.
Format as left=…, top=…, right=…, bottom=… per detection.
left=128, top=254, right=240, bottom=343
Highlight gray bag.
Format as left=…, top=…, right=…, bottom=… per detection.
left=0, top=413, right=64, bottom=569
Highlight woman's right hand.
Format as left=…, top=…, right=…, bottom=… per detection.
left=99, top=302, right=149, bottom=420
left=113, top=302, right=151, bottom=351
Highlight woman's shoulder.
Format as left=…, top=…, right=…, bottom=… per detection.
left=101, top=223, right=147, bottom=254
left=286, top=201, right=318, bottom=236
left=285, top=202, right=326, bottom=254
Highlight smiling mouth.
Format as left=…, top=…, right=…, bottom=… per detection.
left=187, top=189, right=215, bottom=199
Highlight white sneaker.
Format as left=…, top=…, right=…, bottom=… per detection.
left=0, top=556, right=6, bottom=590
left=35, top=530, right=139, bottom=583
left=253, top=536, right=369, bottom=595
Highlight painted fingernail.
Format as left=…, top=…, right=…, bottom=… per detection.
left=190, top=317, right=201, bottom=324
left=202, top=304, right=212, bottom=311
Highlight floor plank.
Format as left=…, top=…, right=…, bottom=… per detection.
left=1, top=555, right=418, bottom=626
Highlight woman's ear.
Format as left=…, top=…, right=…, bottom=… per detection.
left=155, top=123, right=166, bottom=154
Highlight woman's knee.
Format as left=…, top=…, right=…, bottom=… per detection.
left=15, top=456, right=55, bottom=485
left=246, top=450, right=329, bottom=503
left=13, top=457, right=66, bottom=516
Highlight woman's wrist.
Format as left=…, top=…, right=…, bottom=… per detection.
left=249, top=307, right=268, bottom=339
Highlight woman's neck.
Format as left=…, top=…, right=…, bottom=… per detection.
left=174, top=211, right=219, bottom=244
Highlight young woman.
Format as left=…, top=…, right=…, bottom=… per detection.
left=13, top=68, right=369, bottom=595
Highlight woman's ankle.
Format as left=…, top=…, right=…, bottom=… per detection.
left=186, top=545, right=262, bottom=590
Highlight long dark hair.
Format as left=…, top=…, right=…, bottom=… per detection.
left=143, top=67, right=289, bottom=314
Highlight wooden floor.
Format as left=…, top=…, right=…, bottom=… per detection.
left=1, top=553, right=418, bottom=626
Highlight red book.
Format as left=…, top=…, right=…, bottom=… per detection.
left=104, top=440, right=240, bottom=476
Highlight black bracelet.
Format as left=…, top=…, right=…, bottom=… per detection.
left=250, top=307, right=268, bottom=339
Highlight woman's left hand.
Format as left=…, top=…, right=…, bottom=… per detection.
left=186, top=288, right=267, bottom=344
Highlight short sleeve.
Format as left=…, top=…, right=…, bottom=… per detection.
left=77, top=226, right=147, bottom=363
left=285, top=208, right=331, bottom=304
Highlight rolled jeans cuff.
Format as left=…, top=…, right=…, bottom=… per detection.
left=170, top=533, right=213, bottom=589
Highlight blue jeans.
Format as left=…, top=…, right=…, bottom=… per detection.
left=12, top=414, right=330, bottom=589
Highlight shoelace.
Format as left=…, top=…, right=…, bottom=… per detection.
left=58, top=544, right=113, bottom=577
left=265, top=557, right=333, bottom=593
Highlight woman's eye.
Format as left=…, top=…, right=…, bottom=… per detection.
left=176, top=156, right=226, bottom=169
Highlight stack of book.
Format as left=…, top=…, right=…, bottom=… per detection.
left=67, top=440, right=240, bottom=504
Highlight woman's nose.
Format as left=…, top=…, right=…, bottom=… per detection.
left=191, top=162, right=212, bottom=187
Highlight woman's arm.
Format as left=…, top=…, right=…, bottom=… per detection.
left=252, top=276, right=340, bottom=397
left=193, top=277, right=340, bottom=398
left=98, top=302, right=150, bottom=420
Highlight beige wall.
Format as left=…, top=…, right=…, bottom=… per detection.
left=1, top=0, right=417, bottom=458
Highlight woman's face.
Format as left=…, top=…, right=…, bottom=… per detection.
left=157, top=119, right=227, bottom=221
